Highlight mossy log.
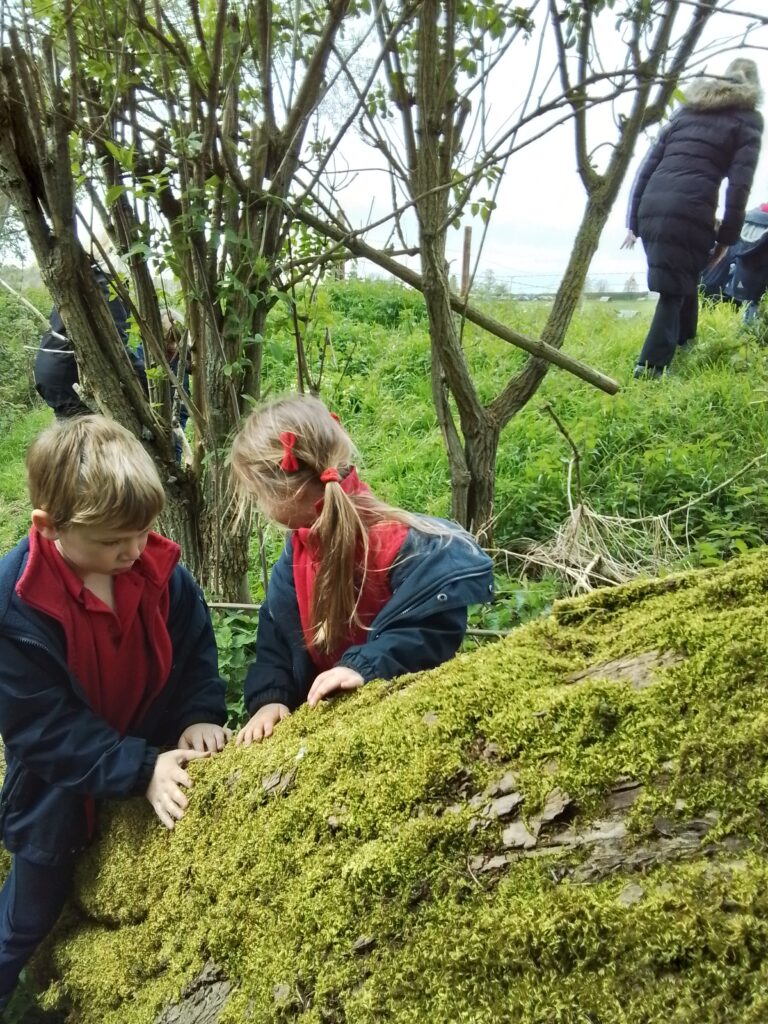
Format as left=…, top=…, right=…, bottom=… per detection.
left=37, top=552, right=768, bottom=1023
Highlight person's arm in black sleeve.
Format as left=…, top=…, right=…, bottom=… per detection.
left=167, top=570, right=228, bottom=736
left=719, top=112, right=764, bottom=245
left=338, top=605, right=469, bottom=683
left=244, top=603, right=302, bottom=713
left=627, top=125, right=670, bottom=235
left=0, top=640, right=157, bottom=798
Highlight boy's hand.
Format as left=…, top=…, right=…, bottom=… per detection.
left=146, top=748, right=209, bottom=830
left=235, top=704, right=290, bottom=746
left=621, top=230, right=637, bottom=250
left=178, top=723, right=232, bottom=752
left=307, top=667, right=364, bottom=708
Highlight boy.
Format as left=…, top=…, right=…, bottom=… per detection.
left=0, top=415, right=228, bottom=1010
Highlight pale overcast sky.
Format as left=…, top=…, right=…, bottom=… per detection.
left=330, top=3, right=768, bottom=293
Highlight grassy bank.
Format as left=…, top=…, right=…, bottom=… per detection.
left=2, top=284, right=766, bottom=574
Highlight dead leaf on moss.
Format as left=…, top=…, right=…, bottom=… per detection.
left=502, top=821, right=538, bottom=850
left=607, top=781, right=643, bottom=812
left=224, top=771, right=242, bottom=793
left=555, top=818, right=628, bottom=847
left=478, top=739, right=501, bottom=761
left=273, top=984, right=291, bottom=1003
left=618, top=883, right=645, bottom=907
left=469, top=853, right=510, bottom=874
left=487, top=771, right=520, bottom=797
left=155, top=961, right=231, bottom=1024
left=486, top=792, right=524, bottom=820
left=352, top=935, right=376, bottom=956
left=262, top=768, right=296, bottom=796
left=538, top=788, right=573, bottom=824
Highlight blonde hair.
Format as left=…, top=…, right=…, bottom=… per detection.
left=231, top=394, right=427, bottom=654
left=27, top=415, right=165, bottom=530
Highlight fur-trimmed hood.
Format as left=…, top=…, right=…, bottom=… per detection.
left=685, top=73, right=762, bottom=112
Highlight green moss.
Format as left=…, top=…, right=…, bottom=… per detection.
left=43, top=550, right=768, bottom=1022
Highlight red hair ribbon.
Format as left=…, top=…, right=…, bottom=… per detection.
left=279, top=431, right=299, bottom=472
left=319, top=467, right=341, bottom=484
left=330, top=412, right=341, bottom=424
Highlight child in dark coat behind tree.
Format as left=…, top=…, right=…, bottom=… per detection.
left=230, top=394, right=494, bottom=746
left=0, top=416, right=228, bottom=1011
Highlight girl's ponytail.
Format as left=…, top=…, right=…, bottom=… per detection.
left=310, top=470, right=369, bottom=654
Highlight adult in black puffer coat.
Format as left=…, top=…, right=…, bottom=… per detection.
left=625, top=58, right=763, bottom=377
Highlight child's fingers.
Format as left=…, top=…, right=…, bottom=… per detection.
left=153, top=803, right=176, bottom=830
left=172, top=767, right=193, bottom=790
left=190, top=732, right=207, bottom=753
left=307, top=678, right=337, bottom=707
left=207, top=727, right=230, bottom=752
left=166, top=784, right=189, bottom=812
left=152, top=790, right=186, bottom=828
left=236, top=724, right=256, bottom=747
left=176, top=748, right=210, bottom=764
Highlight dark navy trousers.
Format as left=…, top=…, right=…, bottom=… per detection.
left=636, top=290, right=699, bottom=369
left=0, top=855, right=74, bottom=1006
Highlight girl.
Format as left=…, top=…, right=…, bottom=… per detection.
left=231, top=395, right=494, bottom=745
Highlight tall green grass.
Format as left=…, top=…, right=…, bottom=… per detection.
left=262, top=283, right=768, bottom=567
left=2, top=282, right=767, bottom=575
left=0, top=407, right=52, bottom=551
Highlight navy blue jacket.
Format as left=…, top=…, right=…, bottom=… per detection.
left=245, top=522, right=495, bottom=714
left=0, top=538, right=226, bottom=865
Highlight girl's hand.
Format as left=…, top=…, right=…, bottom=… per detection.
left=178, top=723, right=232, bottom=752
left=236, top=704, right=291, bottom=746
left=307, top=667, right=364, bottom=708
left=146, top=748, right=210, bottom=830
left=621, top=230, right=637, bottom=250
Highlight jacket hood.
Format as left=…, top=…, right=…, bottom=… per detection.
left=684, top=74, right=762, bottom=112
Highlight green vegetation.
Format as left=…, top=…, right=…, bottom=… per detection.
left=36, top=548, right=768, bottom=1023
left=265, top=283, right=768, bottom=563
left=0, top=407, right=50, bottom=551
left=2, top=280, right=768, bottom=1020
left=3, top=280, right=768, bottom=641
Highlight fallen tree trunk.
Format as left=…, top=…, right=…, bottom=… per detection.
left=36, top=550, right=768, bottom=1022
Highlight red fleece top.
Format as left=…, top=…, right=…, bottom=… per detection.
left=16, top=529, right=179, bottom=734
left=292, top=469, right=408, bottom=672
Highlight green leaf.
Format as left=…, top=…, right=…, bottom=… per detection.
left=105, top=184, right=127, bottom=206
left=103, top=139, right=135, bottom=172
